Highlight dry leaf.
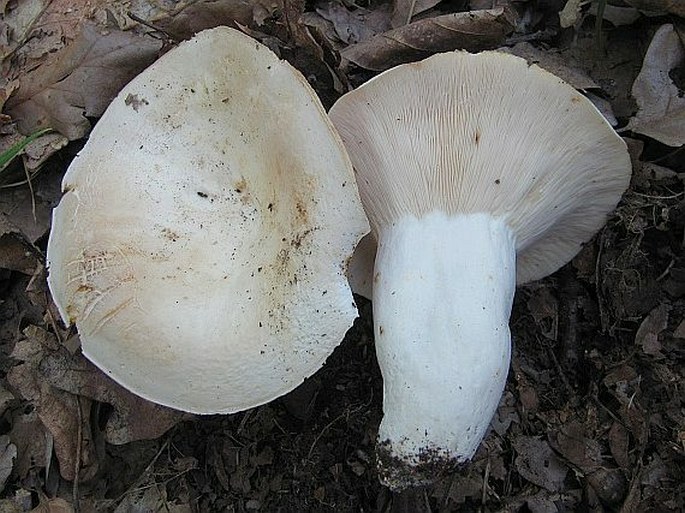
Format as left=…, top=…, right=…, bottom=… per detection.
left=624, top=0, right=685, bottom=16
left=39, top=342, right=187, bottom=445
left=0, top=436, right=16, bottom=493
left=341, top=7, right=516, bottom=71
left=23, top=133, right=69, bottom=171
left=635, top=303, right=670, bottom=357
left=8, top=326, right=99, bottom=481
left=151, top=0, right=280, bottom=40
left=0, top=165, right=63, bottom=244
left=29, top=498, right=75, bottom=513
left=512, top=436, right=568, bottom=492
left=392, top=0, right=442, bottom=28
left=8, top=408, right=49, bottom=479
left=315, top=2, right=391, bottom=45
left=0, top=217, right=41, bottom=274
left=114, top=482, right=192, bottom=513
left=2, top=0, right=104, bottom=80
left=588, top=3, right=641, bottom=26
left=0, top=386, right=14, bottom=419
left=501, top=43, right=598, bottom=90
left=559, top=0, right=583, bottom=28
left=491, top=391, right=520, bottom=435
left=673, top=318, right=685, bottom=339
left=627, top=24, right=685, bottom=147
left=550, top=421, right=603, bottom=471
left=0, top=0, right=52, bottom=61
left=608, top=421, right=631, bottom=470
left=6, top=24, right=161, bottom=140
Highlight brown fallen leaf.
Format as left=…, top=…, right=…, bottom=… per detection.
left=6, top=24, right=161, bottom=140
left=0, top=436, right=16, bottom=494
left=315, top=2, right=391, bottom=45
left=341, top=7, right=517, bottom=71
left=549, top=421, right=628, bottom=505
left=490, top=390, right=520, bottom=435
left=588, top=3, right=641, bottom=27
left=0, top=161, right=63, bottom=248
left=150, top=0, right=280, bottom=41
left=635, top=303, right=670, bottom=357
left=29, top=498, right=74, bottom=513
left=624, top=0, right=685, bottom=16
left=549, top=421, right=603, bottom=472
left=512, top=435, right=568, bottom=492
left=0, top=0, right=52, bottom=62
left=0, top=216, right=42, bottom=274
left=392, top=0, right=442, bottom=28
left=501, top=42, right=598, bottom=91
left=603, top=365, right=649, bottom=446
left=8, top=326, right=99, bottom=482
left=608, top=421, right=631, bottom=470
left=627, top=24, right=685, bottom=147
left=8, top=407, right=49, bottom=479
left=38, top=339, right=188, bottom=445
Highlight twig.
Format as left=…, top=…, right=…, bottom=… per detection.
left=307, top=404, right=364, bottom=459
left=73, top=396, right=83, bottom=513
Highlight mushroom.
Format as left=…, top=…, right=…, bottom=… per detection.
left=46, top=27, right=369, bottom=414
left=328, top=50, right=631, bottom=488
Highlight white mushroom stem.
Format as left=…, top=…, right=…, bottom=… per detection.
left=374, top=212, right=516, bottom=485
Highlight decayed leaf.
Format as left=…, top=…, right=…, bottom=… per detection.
left=502, top=43, right=598, bottom=90
left=490, top=391, right=520, bottom=436
left=0, top=0, right=52, bottom=61
left=114, top=484, right=193, bottom=513
left=23, top=133, right=69, bottom=172
left=512, top=436, right=568, bottom=492
left=551, top=422, right=628, bottom=505
left=39, top=340, right=187, bottom=445
left=8, top=326, right=99, bottom=481
left=392, top=0, right=442, bottom=28
left=0, top=166, right=62, bottom=245
left=627, top=24, right=685, bottom=147
left=624, top=0, right=685, bottom=16
left=149, top=0, right=280, bottom=40
left=341, top=7, right=516, bottom=71
left=6, top=24, right=161, bottom=140
left=0, top=217, right=41, bottom=274
left=559, top=0, right=583, bottom=28
left=29, top=498, right=75, bottom=513
left=608, top=421, right=631, bottom=470
left=0, top=436, right=16, bottom=493
left=0, top=386, right=14, bottom=420
left=549, top=421, right=603, bottom=472
left=588, top=3, right=641, bottom=26
left=315, top=2, right=391, bottom=45
left=8, top=408, right=49, bottom=479
left=635, top=303, right=670, bottom=357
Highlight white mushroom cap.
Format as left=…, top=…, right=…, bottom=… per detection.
left=47, top=27, right=369, bottom=414
left=329, top=50, right=630, bottom=488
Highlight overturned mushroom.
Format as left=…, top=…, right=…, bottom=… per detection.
left=329, top=51, right=631, bottom=489
left=47, top=27, right=369, bottom=414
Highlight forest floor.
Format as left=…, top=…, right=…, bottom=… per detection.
left=0, top=0, right=684, bottom=511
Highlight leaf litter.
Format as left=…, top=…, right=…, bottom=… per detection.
left=0, top=0, right=684, bottom=511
